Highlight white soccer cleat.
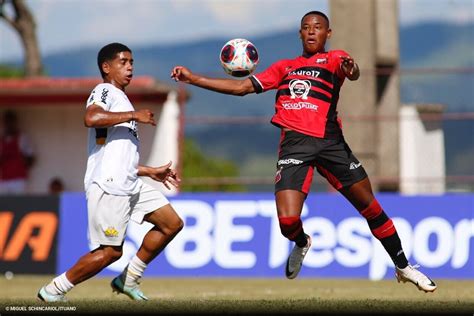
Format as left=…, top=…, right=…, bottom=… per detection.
left=37, top=286, right=68, bottom=302
left=395, top=264, right=437, bottom=292
left=111, top=275, right=149, bottom=301
left=285, top=234, right=312, bottom=279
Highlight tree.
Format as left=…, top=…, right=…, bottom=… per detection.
left=0, top=0, right=43, bottom=77
left=182, top=139, right=245, bottom=192
left=0, top=64, right=22, bottom=77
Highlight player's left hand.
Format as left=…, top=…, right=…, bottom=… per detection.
left=340, top=56, right=360, bottom=80
left=340, top=56, right=355, bottom=74
left=170, top=66, right=194, bottom=83
left=149, top=161, right=180, bottom=190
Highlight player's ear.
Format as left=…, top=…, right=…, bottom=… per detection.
left=298, top=29, right=302, bottom=39
left=327, top=28, right=332, bottom=39
left=102, top=62, right=110, bottom=76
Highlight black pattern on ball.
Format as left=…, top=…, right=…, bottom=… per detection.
left=246, top=44, right=259, bottom=63
left=220, top=44, right=235, bottom=63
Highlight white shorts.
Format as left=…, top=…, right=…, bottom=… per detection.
left=86, top=182, right=169, bottom=246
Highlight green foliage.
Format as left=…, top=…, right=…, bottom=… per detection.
left=0, top=64, right=23, bottom=78
left=182, top=138, right=245, bottom=192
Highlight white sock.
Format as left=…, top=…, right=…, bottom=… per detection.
left=45, top=272, right=74, bottom=295
left=123, top=255, right=147, bottom=288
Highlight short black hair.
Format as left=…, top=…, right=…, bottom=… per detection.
left=301, top=11, right=330, bottom=28
left=97, top=43, right=131, bottom=78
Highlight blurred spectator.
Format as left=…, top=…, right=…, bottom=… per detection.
left=0, top=110, right=36, bottom=194
left=48, top=177, right=65, bottom=194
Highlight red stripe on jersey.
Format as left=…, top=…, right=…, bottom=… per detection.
left=253, top=50, right=351, bottom=138
left=313, top=76, right=334, bottom=89
left=371, top=219, right=396, bottom=239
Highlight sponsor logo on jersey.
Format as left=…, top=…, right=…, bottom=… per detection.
left=278, top=158, right=304, bottom=166
left=316, top=58, right=328, bottom=64
left=289, top=79, right=311, bottom=100
left=282, top=102, right=318, bottom=111
left=288, top=70, right=321, bottom=78
left=101, top=88, right=109, bottom=104
left=350, top=162, right=362, bottom=170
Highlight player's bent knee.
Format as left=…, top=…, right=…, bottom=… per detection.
left=104, top=246, right=123, bottom=263
left=172, top=216, right=184, bottom=234
left=278, top=216, right=303, bottom=241
left=161, top=216, right=184, bottom=237
left=93, top=245, right=122, bottom=266
left=108, top=253, right=122, bottom=264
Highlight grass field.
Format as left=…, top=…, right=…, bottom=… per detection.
left=1, top=276, right=473, bottom=314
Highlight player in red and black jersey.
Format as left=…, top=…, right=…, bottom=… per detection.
left=171, top=11, right=436, bottom=292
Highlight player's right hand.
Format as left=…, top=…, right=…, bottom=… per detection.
left=171, top=66, right=192, bottom=83
left=134, top=109, right=156, bottom=126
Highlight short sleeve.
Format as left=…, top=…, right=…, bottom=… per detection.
left=86, top=84, right=112, bottom=110
left=250, top=61, right=285, bottom=94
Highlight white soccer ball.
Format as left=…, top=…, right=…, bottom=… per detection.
left=220, top=38, right=259, bottom=77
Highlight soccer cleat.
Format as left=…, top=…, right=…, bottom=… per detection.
left=285, top=234, right=312, bottom=279
left=37, top=286, right=68, bottom=302
left=395, top=264, right=437, bottom=292
left=111, top=275, right=148, bottom=301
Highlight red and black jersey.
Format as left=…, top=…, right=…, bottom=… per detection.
left=250, top=50, right=350, bottom=139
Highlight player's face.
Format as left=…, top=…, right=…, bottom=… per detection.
left=299, top=14, right=331, bottom=56
left=104, top=51, right=134, bottom=89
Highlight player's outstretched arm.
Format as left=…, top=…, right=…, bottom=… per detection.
left=340, top=56, right=360, bottom=81
left=138, top=161, right=180, bottom=190
left=84, top=104, right=156, bottom=127
left=171, top=66, right=255, bottom=96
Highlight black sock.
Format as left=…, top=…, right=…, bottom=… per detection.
left=366, top=211, right=409, bottom=269
left=380, top=233, right=408, bottom=268
left=294, top=231, right=308, bottom=247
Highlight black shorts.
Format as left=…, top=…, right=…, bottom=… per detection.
left=275, top=130, right=368, bottom=194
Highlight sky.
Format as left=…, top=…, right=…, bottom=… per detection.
left=0, top=0, right=473, bottom=62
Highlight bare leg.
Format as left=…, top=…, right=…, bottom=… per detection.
left=339, top=177, right=374, bottom=211
left=275, top=189, right=306, bottom=217
left=66, top=245, right=123, bottom=285
left=276, top=189, right=311, bottom=279
left=114, top=204, right=183, bottom=298
left=136, top=204, right=184, bottom=263
left=339, top=177, right=409, bottom=268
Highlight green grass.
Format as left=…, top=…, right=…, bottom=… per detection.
left=1, top=276, right=473, bottom=314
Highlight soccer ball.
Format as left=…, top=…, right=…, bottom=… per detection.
left=220, top=38, right=259, bottom=77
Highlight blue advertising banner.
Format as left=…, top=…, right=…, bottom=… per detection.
left=58, top=193, right=473, bottom=280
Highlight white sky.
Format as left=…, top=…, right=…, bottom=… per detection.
left=0, top=0, right=473, bottom=62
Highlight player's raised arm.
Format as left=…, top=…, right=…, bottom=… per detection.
left=84, top=104, right=156, bottom=128
left=171, top=66, right=255, bottom=96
